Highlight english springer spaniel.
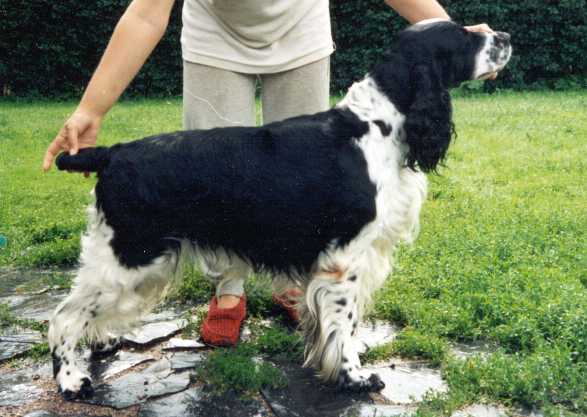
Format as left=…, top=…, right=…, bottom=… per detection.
left=49, top=20, right=511, bottom=399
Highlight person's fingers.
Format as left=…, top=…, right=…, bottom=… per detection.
left=464, top=23, right=494, bottom=34
left=66, top=123, right=79, bottom=155
left=42, top=133, right=66, bottom=171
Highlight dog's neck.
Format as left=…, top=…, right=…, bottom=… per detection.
left=336, top=71, right=409, bottom=165
left=336, top=76, right=405, bottom=132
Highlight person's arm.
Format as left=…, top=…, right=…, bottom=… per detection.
left=383, top=0, right=494, bottom=34
left=384, top=0, right=450, bottom=24
left=43, top=0, right=176, bottom=171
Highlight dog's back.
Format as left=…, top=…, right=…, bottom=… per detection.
left=56, top=108, right=376, bottom=272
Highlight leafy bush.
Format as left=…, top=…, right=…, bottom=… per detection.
left=330, top=1, right=587, bottom=92
left=0, top=0, right=183, bottom=97
left=1, top=1, right=585, bottom=97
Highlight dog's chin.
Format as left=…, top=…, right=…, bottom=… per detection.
left=477, top=71, right=499, bottom=80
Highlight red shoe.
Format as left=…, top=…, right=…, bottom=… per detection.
left=272, top=289, right=302, bottom=322
left=200, top=296, right=246, bottom=346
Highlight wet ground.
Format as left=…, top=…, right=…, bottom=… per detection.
left=0, top=269, right=534, bottom=417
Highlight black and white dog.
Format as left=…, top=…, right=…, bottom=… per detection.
left=49, top=20, right=511, bottom=399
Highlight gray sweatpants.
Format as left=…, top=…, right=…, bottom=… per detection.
left=182, top=57, right=331, bottom=296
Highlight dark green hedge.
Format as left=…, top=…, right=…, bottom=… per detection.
left=331, top=0, right=587, bottom=92
left=0, top=0, right=184, bottom=97
left=1, top=1, right=586, bottom=97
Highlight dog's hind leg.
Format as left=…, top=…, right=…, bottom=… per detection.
left=300, top=268, right=385, bottom=392
left=48, top=209, right=176, bottom=400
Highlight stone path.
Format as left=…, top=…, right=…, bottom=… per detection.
left=0, top=269, right=529, bottom=417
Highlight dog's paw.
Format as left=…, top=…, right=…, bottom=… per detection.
left=338, top=370, right=385, bottom=392
left=57, top=368, right=94, bottom=400
left=90, top=336, right=121, bottom=359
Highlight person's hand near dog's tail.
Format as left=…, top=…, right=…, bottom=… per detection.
left=42, top=0, right=176, bottom=173
left=43, top=110, right=102, bottom=177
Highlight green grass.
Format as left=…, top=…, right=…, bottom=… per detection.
left=197, top=323, right=297, bottom=396
left=198, top=343, right=286, bottom=397
left=372, top=91, right=587, bottom=414
left=1, top=91, right=586, bottom=413
left=361, top=328, right=449, bottom=367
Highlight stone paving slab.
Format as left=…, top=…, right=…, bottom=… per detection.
left=0, top=363, right=51, bottom=406
left=354, top=321, right=399, bottom=354
left=364, top=363, right=447, bottom=404
left=451, top=341, right=495, bottom=360
left=0, top=286, right=68, bottom=324
left=0, top=330, right=44, bottom=362
left=343, top=404, right=416, bottom=417
left=6, top=291, right=68, bottom=322
left=138, top=387, right=270, bottom=417
left=261, top=362, right=372, bottom=417
left=142, top=309, right=183, bottom=323
left=451, top=404, right=508, bottom=417
left=162, top=337, right=206, bottom=350
left=23, top=411, right=111, bottom=417
left=81, top=359, right=191, bottom=409
left=167, top=351, right=205, bottom=371
left=123, top=320, right=186, bottom=346
left=0, top=269, right=73, bottom=298
left=85, top=350, right=155, bottom=381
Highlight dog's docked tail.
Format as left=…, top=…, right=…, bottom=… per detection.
left=55, top=147, right=111, bottom=173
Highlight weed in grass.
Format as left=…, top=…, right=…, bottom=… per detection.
left=21, top=238, right=80, bottom=268
left=174, top=265, right=215, bottom=305
left=360, top=328, right=448, bottom=366
left=360, top=342, right=395, bottom=364
left=254, top=325, right=304, bottom=362
left=391, top=329, right=448, bottom=366
left=181, top=305, right=208, bottom=339
left=443, top=348, right=587, bottom=413
left=0, top=302, right=15, bottom=329
left=243, top=273, right=274, bottom=317
left=29, top=224, right=83, bottom=245
left=198, top=344, right=286, bottom=396
left=16, top=223, right=85, bottom=268
left=26, top=342, right=50, bottom=361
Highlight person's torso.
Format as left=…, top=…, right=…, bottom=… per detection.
left=181, top=0, right=333, bottom=73
left=200, top=0, right=319, bottom=48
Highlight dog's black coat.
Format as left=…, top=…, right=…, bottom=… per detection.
left=56, top=22, right=489, bottom=273
left=58, top=108, right=375, bottom=271
left=49, top=21, right=513, bottom=398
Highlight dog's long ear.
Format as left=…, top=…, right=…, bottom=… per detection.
left=404, top=64, right=454, bottom=173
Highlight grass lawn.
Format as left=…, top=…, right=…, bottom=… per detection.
left=1, top=91, right=586, bottom=415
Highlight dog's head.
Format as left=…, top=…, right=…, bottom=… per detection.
left=398, top=19, right=512, bottom=87
left=375, top=20, right=512, bottom=172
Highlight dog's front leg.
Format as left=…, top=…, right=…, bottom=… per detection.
left=300, top=271, right=385, bottom=392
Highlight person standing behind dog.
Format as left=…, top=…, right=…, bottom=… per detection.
left=42, top=0, right=494, bottom=347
